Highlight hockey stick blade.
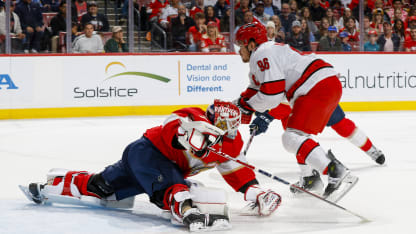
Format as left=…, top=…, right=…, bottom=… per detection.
left=207, top=148, right=370, bottom=222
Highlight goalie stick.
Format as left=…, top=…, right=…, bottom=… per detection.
left=207, top=147, right=370, bottom=222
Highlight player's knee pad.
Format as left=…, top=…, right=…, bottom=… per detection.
left=281, top=128, right=310, bottom=153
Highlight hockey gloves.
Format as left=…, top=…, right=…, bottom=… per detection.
left=249, top=111, right=274, bottom=136
left=234, top=97, right=255, bottom=124
left=177, top=117, right=225, bottom=158
left=243, top=185, right=281, bottom=216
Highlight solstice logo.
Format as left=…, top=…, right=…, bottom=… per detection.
left=73, top=62, right=171, bottom=98
left=104, top=61, right=171, bottom=83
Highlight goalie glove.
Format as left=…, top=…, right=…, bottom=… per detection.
left=177, top=117, right=224, bottom=157
left=242, top=185, right=282, bottom=216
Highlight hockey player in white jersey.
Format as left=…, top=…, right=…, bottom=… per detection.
left=234, top=22, right=358, bottom=200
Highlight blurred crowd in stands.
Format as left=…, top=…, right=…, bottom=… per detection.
left=0, top=0, right=416, bottom=53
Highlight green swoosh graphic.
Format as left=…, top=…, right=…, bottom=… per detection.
left=105, top=71, right=171, bottom=83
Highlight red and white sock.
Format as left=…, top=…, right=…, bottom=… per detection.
left=331, top=118, right=373, bottom=153
left=296, top=138, right=331, bottom=174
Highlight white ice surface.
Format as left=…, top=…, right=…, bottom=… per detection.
left=1, top=111, right=415, bottom=234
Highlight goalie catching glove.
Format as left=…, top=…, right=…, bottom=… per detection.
left=242, top=185, right=282, bottom=216
left=177, top=117, right=225, bottom=158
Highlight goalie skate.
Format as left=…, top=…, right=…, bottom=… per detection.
left=19, top=183, right=45, bottom=204
left=183, top=210, right=232, bottom=232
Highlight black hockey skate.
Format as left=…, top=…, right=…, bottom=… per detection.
left=366, top=146, right=386, bottom=165
left=19, top=183, right=45, bottom=204
left=182, top=208, right=231, bottom=232
left=323, top=160, right=348, bottom=197
left=290, top=170, right=324, bottom=194
left=323, top=151, right=359, bottom=202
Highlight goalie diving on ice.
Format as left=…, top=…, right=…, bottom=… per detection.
left=20, top=100, right=282, bottom=232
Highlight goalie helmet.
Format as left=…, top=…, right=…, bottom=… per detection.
left=206, top=100, right=241, bottom=138
left=235, top=22, right=268, bottom=46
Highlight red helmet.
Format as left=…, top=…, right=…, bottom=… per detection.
left=235, top=22, right=268, bottom=46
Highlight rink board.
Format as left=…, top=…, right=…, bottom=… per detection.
left=0, top=53, right=415, bottom=119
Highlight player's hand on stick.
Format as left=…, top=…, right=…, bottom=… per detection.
left=249, top=111, right=274, bottom=136
left=242, top=185, right=281, bottom=216
left=234, top=97, right=255, bottom=124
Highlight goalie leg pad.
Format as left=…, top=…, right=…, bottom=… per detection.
left=43, top=169, right=115, bottom=199
left=20, top=169, right=131, bottom=208
left=189, top=183, right=229, bottom=217
left=43, top=170, right=84, bottom=198
left=161, top=181, right=231, bottom=231
left=49, top=170, right=105, bottom=198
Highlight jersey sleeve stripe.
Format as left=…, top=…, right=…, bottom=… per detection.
left=286, top=59, right=333, bottom=100
left=260, top=80, right=286, bottom=95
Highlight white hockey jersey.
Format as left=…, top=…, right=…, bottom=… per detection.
left=245, top=41, right=338, bottom=112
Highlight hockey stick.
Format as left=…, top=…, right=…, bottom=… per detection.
left=243, top=129, right=256, bottom=156
left=207, top=147, right=370, bottom=222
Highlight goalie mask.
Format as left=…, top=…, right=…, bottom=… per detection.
left=206, top=100, right=241, bottom=138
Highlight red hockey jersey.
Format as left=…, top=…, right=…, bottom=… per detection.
left=144, top=107, right=255, bottom=192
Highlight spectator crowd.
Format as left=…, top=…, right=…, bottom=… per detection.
left=1, top=0, right=416, bottom=53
